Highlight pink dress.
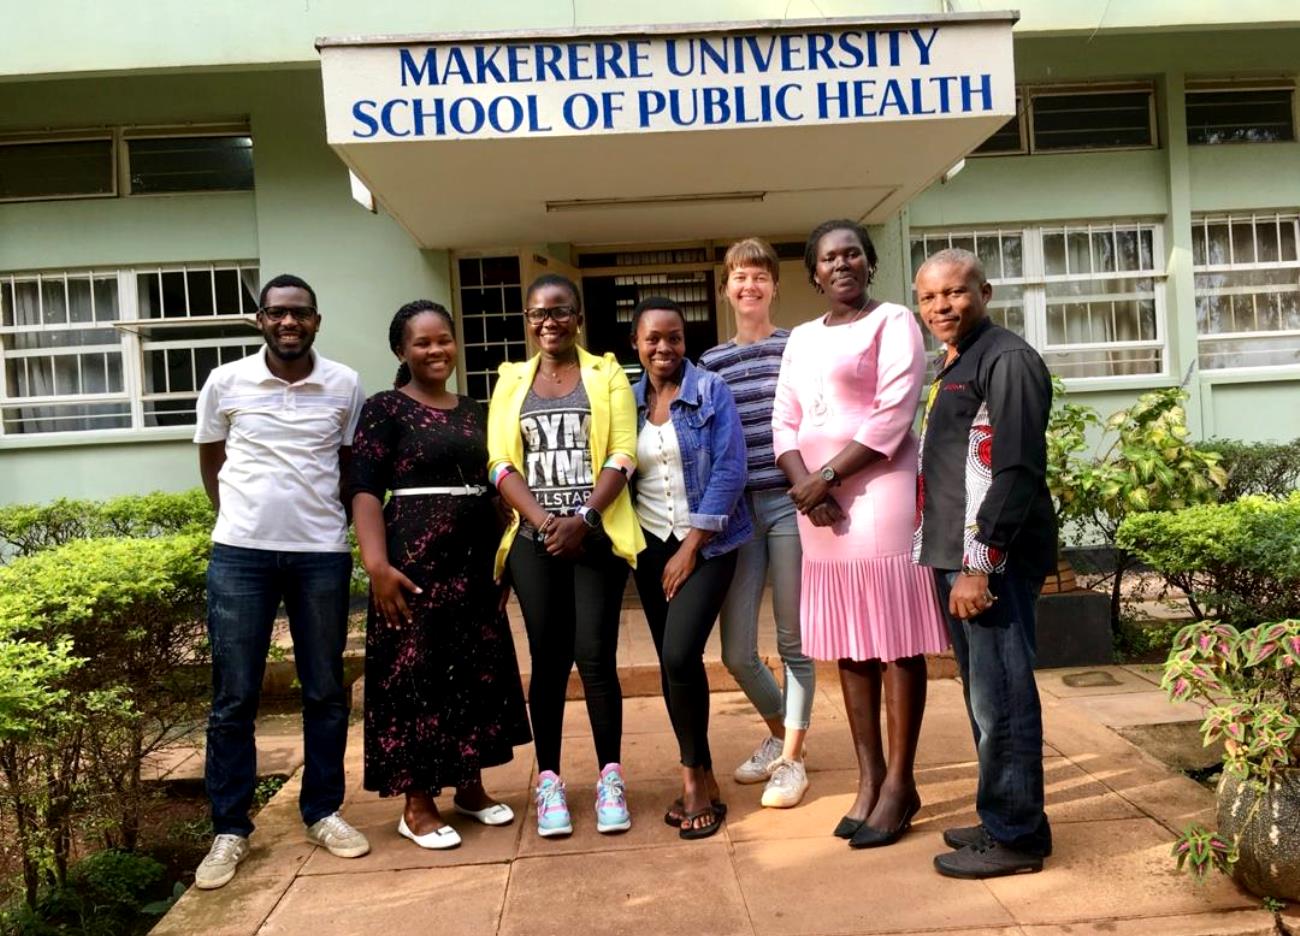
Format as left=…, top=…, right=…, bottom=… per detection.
left=772, top=303, right=948, bottom=662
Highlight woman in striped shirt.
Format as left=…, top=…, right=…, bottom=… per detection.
left=699, top=237, right=815, bottom=809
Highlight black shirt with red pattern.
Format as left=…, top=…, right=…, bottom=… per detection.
left=912, top=318, right=1057, bottom=579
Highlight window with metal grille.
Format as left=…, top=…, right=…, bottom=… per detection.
left=1186, top=86, right=1296, bottom=145
left=0, top=262, right=261, bottom=437
left=1193, top=212, right=1300, bottom=371
left=457, top=256, right=527, bottom=404
left=1030, top=89, right=1156, bottom=152
left=971, top=97, right=1026, bottom=156
left=127, top=132, right=255, bottom=194
left=910, top=221, right=1166, bottom=382
left=0, top=136, right=115, bottom=201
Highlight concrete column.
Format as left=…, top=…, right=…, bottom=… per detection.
left=1160, top=71, right=1206, bottom=436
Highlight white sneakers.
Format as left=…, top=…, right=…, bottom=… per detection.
left=760, top=757, right=810, bottom=809
left=194, top=834, right=250, bottom=890
left=734, top=735, right=785, bottom=784
left=305, top=812, right=372, bottom=858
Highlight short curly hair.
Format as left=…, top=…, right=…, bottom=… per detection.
left=803, top=220, right=878, bottom=291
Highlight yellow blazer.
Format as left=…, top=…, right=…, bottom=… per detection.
left=486, top=345, right=644, bottom=578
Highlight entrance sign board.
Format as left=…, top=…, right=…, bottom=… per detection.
left=320, top=18, right=1015, bottom=144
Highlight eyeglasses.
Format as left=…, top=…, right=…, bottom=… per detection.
left=258, top=306, right=318, bottom=323
left=524, top=305, right=578, bottom=324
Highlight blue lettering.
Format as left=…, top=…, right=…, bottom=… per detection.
left=413, top=98, right=441, bottom=136
left=879, top=79, right=908, bottom=116
left=807, top=32, right=834, bottom=70
left=536, top=44, right=564, bottom=81
left=961, top=73, right=992, bottom=111
left=779, top=34, right=804, bottom=72
left=594, top=41, right=627, bottom=79
left=703, top=87, right=730, bottom=124
left=854, top=80, right=876, bottom=116
left=638, top=89, right=667, bottom=127
left=563, top=92, right=599, bottom=130
left=733, top=85, right=762, bottom=124
left=932, top=75, right=957, bottom=113
left=474, top=45, right=506, bottom=83
left=911, top=28, right=938, bottom=66
left=449, top=97, right=485, bottom=134
left=909, top=78, right=936, bottom=115
left=527, top=94, right=553, bottom=132
left=669, top=88, right=699, bottom=126
left=506, top=45, right=529, bottom=82
left=742, top=35, right=777, bottom=73
left=628, top=40, right=651, bottom=78
left=441, top=47, right=471, bottom=84
left=488, top=96, right=524, bottom=133
left=600, top=91, right=624, bottom=129
left=865, top=30, right=879, bottom=68
left=699, top=37, right=729, bottom=75
left=381, top=99, right=411, bottom=136
left=566, top=42, right=592, bottom=81
left=399, top=48, right=436, bottom=87
left=666, top=38, right=694, bottom=77
left=886, top=30, right=903, bottom=67
left=818, top=80, right=846, bottom=120
left=775, top=83, right=803, bottom=121
left=352, top=100, right=379, bottom=138
left=836, top=32, right=864, bottom=69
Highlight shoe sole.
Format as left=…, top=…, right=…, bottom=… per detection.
left=733, top=771, right=772, bottom=785
left=194, top=867, right=238, bottom=890
left=312, top=841, right=371, bottom=858
left=537, top=824, right=573, bottom=837
left=596, top=818, right=631, bottom=834
left=453, top=804, right=515, bottom=826
left=760, top=784, right=809, bottom=809
left=934, top=860, right=1042, bottom=879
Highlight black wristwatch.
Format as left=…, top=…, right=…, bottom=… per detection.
left=820, top=465, right=840, bottom=486
left=577, top=505, right=603, bottom=530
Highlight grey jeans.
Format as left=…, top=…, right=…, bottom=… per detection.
left=718, top=489, right=815, bottom=730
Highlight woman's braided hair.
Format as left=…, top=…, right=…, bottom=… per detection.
left=389, top=299, right=454, bottom=388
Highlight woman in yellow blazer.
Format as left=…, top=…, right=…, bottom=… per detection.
left=487, top=273, right=644, bottom=839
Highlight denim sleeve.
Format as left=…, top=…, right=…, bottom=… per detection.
left=691, top=378, right=748, bottom=532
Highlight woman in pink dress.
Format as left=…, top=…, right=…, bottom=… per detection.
left=772, top=219, right=948, bottom=850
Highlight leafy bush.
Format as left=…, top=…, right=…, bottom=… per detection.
left=1196, top=438, right=1300, bottom=501
left=1117, top=493, right=1300, bottom=627
left=0, top=535, right=209, bottom=909
left=1047, top=384, right=1226, bottom=629
left=0, top=490, right=213, bottom=563
left=1, top=850, right=168, bottom=936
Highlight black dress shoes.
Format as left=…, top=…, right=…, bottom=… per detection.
left=832, top=815, right=865, bottom=839
left=847, top=794, right=921, bottom=849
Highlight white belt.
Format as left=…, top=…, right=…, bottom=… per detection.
left=391, top=485, right=487, bottom=496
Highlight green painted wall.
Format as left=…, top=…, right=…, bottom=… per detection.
left=1, top=69, right=449, bottom=504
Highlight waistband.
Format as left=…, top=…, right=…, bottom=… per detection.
left=391, top=485, right=487, bottom=497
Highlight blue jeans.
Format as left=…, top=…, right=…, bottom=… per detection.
left=934, top=568, right=1052, bottom=857
left=205, top=543, right=352, bottom=836
left=719, top=489, right=814, bottom=730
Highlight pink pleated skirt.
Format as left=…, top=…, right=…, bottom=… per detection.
left=796, top=433, right=949, bottom=663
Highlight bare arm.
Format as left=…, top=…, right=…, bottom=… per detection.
left=198, top=441, right=226, bottom=512
left=351, top=490, right=421, bottom=626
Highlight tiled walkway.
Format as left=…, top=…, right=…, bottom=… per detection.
left=153, top=662, right=1288, bottom=936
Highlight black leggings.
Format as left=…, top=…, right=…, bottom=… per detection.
left=633, top=531, right=738, bottom=770
left=507, top=534, right=629, bottom=775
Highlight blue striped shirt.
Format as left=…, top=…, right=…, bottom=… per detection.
left=698, top=329, right=790, bottom=493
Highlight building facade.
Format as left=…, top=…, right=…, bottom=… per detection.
left=2, top=2, right=1298, bottom=505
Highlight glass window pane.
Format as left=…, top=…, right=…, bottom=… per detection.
left=1204, top=224, right=1231, bottom=266
left=1043, top=233, right=1066, bottom=276
left=128, top=135, right=254, bottom=194
left=1257, top=222, right=1281, bottom=264
left=186, top=271, right=215, bottom=316
left=1001, top=235, right=1023, bottom=278
left=1191, top=225, right=1208, bottom=266
left=972, top=111, right=1023, bottom=154
left=0, top=139, right=113, bottom=200
left=1231, top=221, right=1256, bottom=265
left=1187, top=89, right=1296, bottom=145
left=975, top=235, right=1002, bottom=279
left=1032, top=91, right=1153, bottom=151
left=41, top=278, right=68, bottom=325
left=67, top=278, right=94, bottom=323
left=1092, top=232, right=1117, bottom=273
left=94, top=278, right=119, bottom=321
left=52, top=355, right=79, bottom=395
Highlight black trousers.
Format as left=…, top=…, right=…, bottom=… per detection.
left=633, top=531, right=738, bottom=769
left=507, top=533, right=629, bottom=775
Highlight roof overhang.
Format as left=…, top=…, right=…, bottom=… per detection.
left=317, top=13, right=1018, bottom=248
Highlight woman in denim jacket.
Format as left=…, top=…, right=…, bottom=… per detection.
left=630, top=296, right=752, bottom=840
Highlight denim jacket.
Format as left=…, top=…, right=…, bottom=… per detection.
left=633, top=359, right=752, bottom=559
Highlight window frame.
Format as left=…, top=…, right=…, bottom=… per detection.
left=0, top=261, right=261, bottom=441
left=910, top=220, right=1169, bottom=387
left=1191, top=210, right=1300, bottom=375
left=121, top=123, right=256, bottom=197
left=1184, top=79, right=1297, bottom=147
left=0, top=131, right=118, bottom=204
left=968, top=82, right=1158, bottom=159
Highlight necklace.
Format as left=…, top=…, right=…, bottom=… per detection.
left=825, top=297, right=872, bottom=327
left=538, top=359, right=576, bottom=383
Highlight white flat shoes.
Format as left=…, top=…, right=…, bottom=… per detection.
left=397, top=815, right=461, bottom=849
left=453, top=802, right=515, bottom=826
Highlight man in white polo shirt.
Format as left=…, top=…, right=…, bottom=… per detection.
left=191, top=273, right=370, bottom=890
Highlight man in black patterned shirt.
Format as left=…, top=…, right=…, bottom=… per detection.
left=913, top=248, right=1055, bottom=879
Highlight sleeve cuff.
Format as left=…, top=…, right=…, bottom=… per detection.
left=962, top=535, right=1007, bottom=574
left=689, top=512, right=729, bottom=533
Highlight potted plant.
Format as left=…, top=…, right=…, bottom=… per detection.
left=1163, top=618, right=1300, bottom=899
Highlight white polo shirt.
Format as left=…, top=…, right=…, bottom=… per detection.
left=193, top=347, right=365, bottom=553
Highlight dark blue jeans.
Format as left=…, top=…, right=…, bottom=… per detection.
left=934, top=568, right=1052, bottom=857
left=206, top=543, right=352, bottom=836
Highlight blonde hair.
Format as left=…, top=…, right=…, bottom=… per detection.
left=722, top=237, right=780, bottom=285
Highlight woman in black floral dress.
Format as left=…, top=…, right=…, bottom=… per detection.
left=350, top=300, right=531, bottom=850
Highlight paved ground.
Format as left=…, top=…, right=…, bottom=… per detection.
left=152, top=652, right=1291, bottom=936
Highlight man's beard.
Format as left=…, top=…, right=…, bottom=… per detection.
left=264, top=331, right=315, bottom=361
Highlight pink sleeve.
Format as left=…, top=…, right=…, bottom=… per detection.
left=852, top=306, right=926, bottom=459
left=771, top=335, right=802, bottom=459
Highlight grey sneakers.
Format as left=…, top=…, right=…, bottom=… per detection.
left=306, top=812, right=372, bottom=858
left=760, top=757, right=810, bottom=808
left=194, top=834, right=250, bottom=890
left=734, top=735, right=784, bottom=784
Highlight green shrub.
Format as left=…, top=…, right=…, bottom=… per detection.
left=0, top=534, right=209, bottom=909
left=1117, top=493, right=1300, bottom=627
left=1197, top=438, right=1300, bottom=501
left=1, top=850, right=167, bottom=936
left=0, top=490, right=214, bottom=563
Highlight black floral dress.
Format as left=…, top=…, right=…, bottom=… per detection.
left=350, top=390, right=531, bottom=797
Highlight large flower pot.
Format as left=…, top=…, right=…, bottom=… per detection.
left=1217, top=769, right=1300, bottom=901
